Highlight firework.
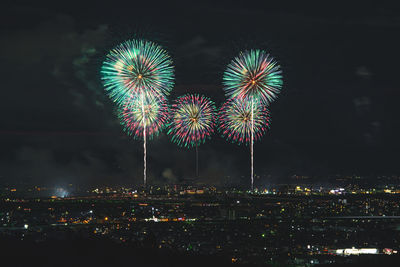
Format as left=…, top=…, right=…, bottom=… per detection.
left=168, top=94, right=216, bottom=148
left=223, top=49, right=282, bottom=106
left=101, top=39, right=174, bottom=105
left=218, top=98, right=270, bottom=145
left=118, top=94, right=169, bottom=140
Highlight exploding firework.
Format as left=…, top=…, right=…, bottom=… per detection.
left=223, top=49, right=282, bottom=106
left=118, top=94, right=169, bottom=140
left=101, top=39, right=174, bottom=105
left=168, top=94, right=216, bottom=148
left=218, top=98, right=271, bottom=145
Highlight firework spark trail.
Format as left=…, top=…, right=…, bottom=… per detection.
left=141, top=94, right=147, bottom=186
left=250, top=98, right=254, bottom=190
left=195, top=144, right=199, bottom=177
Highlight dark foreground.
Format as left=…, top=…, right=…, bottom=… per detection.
left=2, top=190, right=400, bottom=266
left=2, top=237, right=400, bottom=267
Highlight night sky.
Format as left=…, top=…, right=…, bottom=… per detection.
left=1, top=2, right=399, bottom=186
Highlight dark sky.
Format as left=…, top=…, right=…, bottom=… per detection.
left=1, top=1, right=399, bottom=186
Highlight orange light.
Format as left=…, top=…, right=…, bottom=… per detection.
left=251, top=80, right=256, bottom=85
left=138, top=74, right=142, bottom=79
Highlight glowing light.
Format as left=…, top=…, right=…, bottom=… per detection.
left=54, top=188, right=68, bottom=198
left=335, top=248, right=379, bottom=255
